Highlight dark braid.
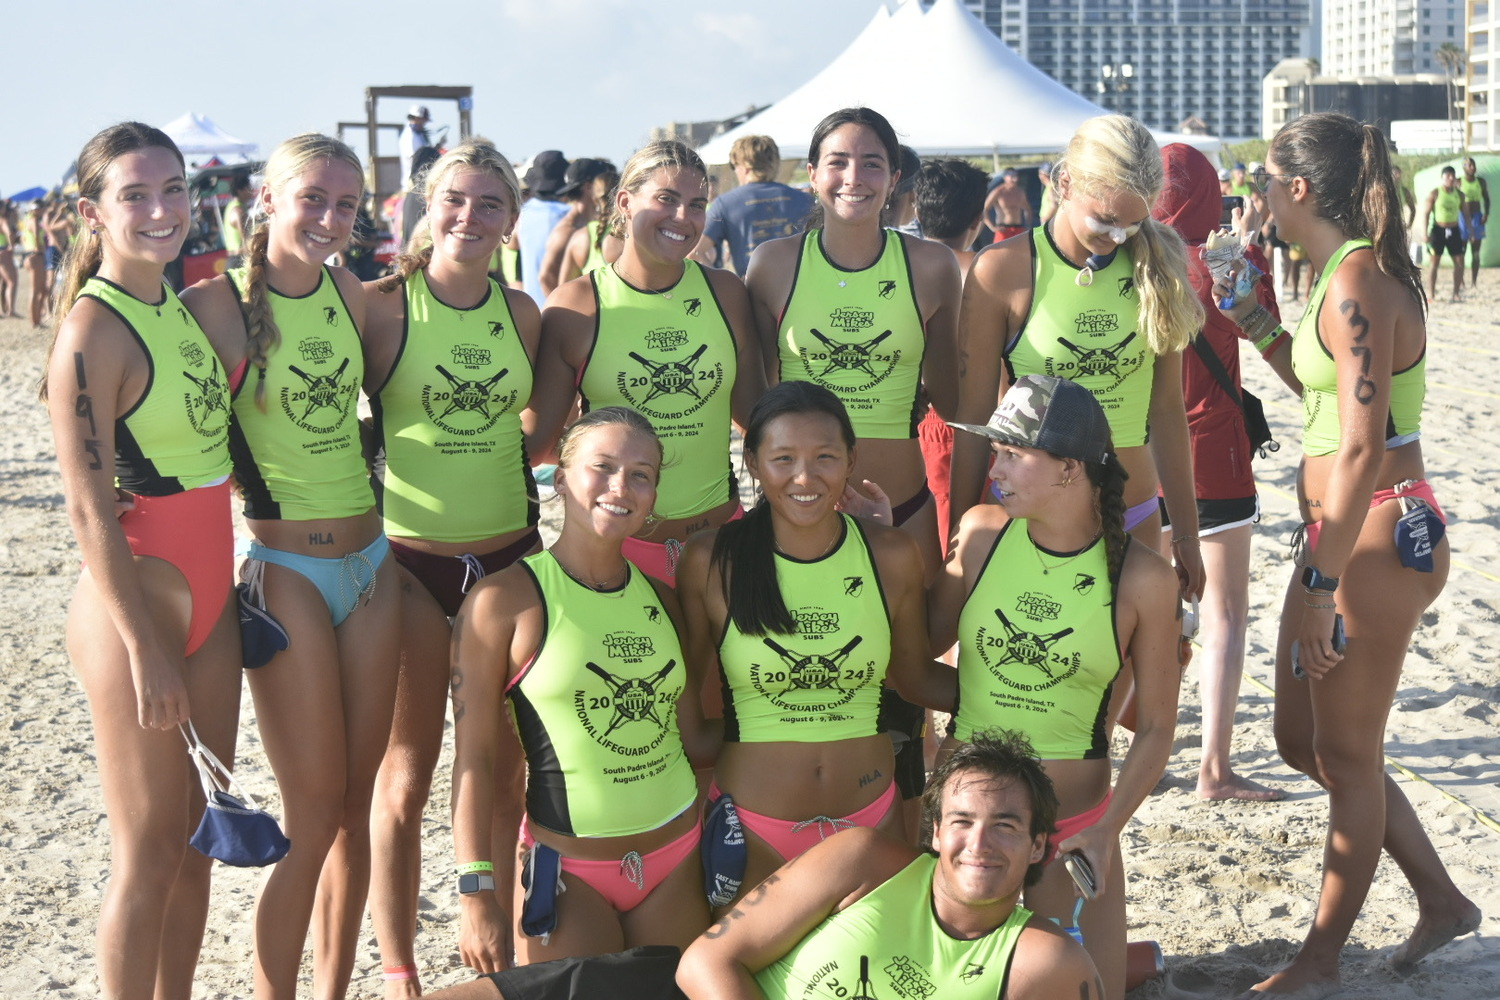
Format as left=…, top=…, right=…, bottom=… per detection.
left=1087, top=454, right=1131, bottom=582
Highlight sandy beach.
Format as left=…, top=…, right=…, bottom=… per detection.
left=0, top=270, right=1497, bottom=998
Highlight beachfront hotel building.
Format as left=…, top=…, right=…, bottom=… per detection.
left=1468, top=1, right=1500, bottom=148
left=954, top=0, right=1314, bottom=139
left=1323, top=0, right=1466, bottom=77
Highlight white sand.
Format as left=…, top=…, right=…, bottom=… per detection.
left=0, top=274, right=1496, bottom=998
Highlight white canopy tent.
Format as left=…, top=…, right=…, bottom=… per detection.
left=696, top=0, right=1219, bottom=163
left=161, top=112, right=258, bottom=163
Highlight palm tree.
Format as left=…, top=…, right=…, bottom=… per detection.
left=1436, top=42, right=1466, bottom=152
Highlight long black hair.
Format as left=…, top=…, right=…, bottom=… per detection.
left=712, top=381, right=857, bottom=636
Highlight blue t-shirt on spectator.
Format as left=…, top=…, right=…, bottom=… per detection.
left=704, top=181, right=813, bottom=276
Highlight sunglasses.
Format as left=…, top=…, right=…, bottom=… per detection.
left=1081, top=215, right=1142, bottom=244
left=1253, top=171, right=1290, bottom=193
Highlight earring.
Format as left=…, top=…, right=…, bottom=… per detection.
left=90, top=228, right=99, bottom=237
left=501, top=233, right=512, bottom=244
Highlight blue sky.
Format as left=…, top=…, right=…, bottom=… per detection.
left=3, top=0, right=880, bottom=196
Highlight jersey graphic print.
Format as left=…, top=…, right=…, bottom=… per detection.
left=793, top=304, right=902, bottom=404
left=793, top=952, right=951, bottom=999
left=420, top=342, right=520, bottom=438
left=572, top=610, right=685, bottom=786
left=747, top=606, right=878, bottom=724
left=283, top=336, right=358, bottom=441
left=1042, top=310, right=1146, bottom=395
left=971, top=589, right=1083, bottom=696
left=179, top=338, right=230, bottom=439
left=616, top=321, right=726, bottom=424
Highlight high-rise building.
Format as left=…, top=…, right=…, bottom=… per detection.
left=1322, top=0, right=1466, bottom=78
left=1467, top=0, right=1498, bottom=148
left=953, top=0, right=1314, bottom=138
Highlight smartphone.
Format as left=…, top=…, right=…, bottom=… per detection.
left=1063, top=850, right=1099, bottom=900
left=1292, top=613, right=1346, bottom=679
left=1220, top=196, right=1244, bottom=228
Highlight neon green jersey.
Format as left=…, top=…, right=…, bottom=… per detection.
left=578, top=260, right=738, bottom=519
left=718, top=515, right=891, bottom=743
left=756, top=855, right=1032, bottom=1000
left=954, top=519, right=1122, bottom=760
left=777, top=229, right=927, bottom=439
left=1007, top=227, right=1153, bottom=447
left=1433, top=187, right=1463, bottom=226
left=1292, top=240, right=1425, bottom=457
left=226, top=266, right=372, bottom=520
left=79, top=278, right=232, bottom=495
left=372, top=270, right=536, bottom=541
left=1460, top=177, right=1484, bottom=204
left=509, top=552, right=697, bottom=837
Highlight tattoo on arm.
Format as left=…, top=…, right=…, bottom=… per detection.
left=73, top=353, right=103, bottom=471
left=702, top=873, right=783, bottom=939
left=1337, top=298, right=1378, bottom=405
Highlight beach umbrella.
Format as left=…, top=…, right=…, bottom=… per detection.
left=6, top=186, right=47, bottom=203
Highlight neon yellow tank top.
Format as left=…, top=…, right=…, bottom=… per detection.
left=226, top=266, right=372, bottom=520
left=79, top=278, right=232, bottom=496
left=372, top=271, right=536, bottom=541
left=1292, top=240, right=1425, bottom=457
left=19, top=220, right=37, bottom=253
left=0, top=228, right=8, bottom=249
left=778, top=229, right=926, bottom=439
left=579, top=261, right=738, bottom=520
left=756, top=854, right=1032, bottom=1000
left=718, top=515, right=892, bottom=743
left=508, top=552, right=697, bottom=837
left=582, top=220, right=607, bottom=275
left=1009, top=227, right=1152, bottom=447
left=1433, top=187, right=1462, bottom=226
left=1460, top=177, right=1483, bottom=203
left=954, top=520, right=1122, bottom=760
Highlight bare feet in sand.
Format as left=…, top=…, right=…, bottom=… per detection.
left=1197, top=773, right=1285, bottom=802
left=1388, top=900, right=1483, bottom=973
left=1230, top=962, right=1342, bottom=999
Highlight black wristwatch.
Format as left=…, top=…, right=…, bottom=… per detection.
left=458, top=872, right=497, bottom=895
left=1301, top=565, right=1340, bottom=593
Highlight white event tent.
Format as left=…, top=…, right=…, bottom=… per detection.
left=696, top=0, right=1219, bottom=163
left=161, top=112, right=259, bottom=163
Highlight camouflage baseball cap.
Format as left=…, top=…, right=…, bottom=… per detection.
left=948, top=375, right=1113, bottom=465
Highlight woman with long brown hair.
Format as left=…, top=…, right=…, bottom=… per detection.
left=1219, top=112, right=1480, bottom=1000
left=44, top=121, right=243, bottom=1000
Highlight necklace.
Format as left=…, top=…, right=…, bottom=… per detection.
left=552, top=553, right=629, bottom=594
left=1029, top=530, right=1101, bottom=575
left=612, top=261, right=679, bottom=300
left=774, top=523, right=842, bottom=562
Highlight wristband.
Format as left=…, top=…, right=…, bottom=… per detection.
left=382, top=965, right=418, bottom=982
left=1253, top=324, right=1284, bottom=354
left=1171, top=534, right=1198, bottom=545
left=1303, top=599, right=1336, bottom=610
left=455, top=861, right=495, bottom=875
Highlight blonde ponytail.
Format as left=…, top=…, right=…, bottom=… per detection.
left=239, top=224, right=281, bottom=410
left=1129, top=217, right=1203, bottom=354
